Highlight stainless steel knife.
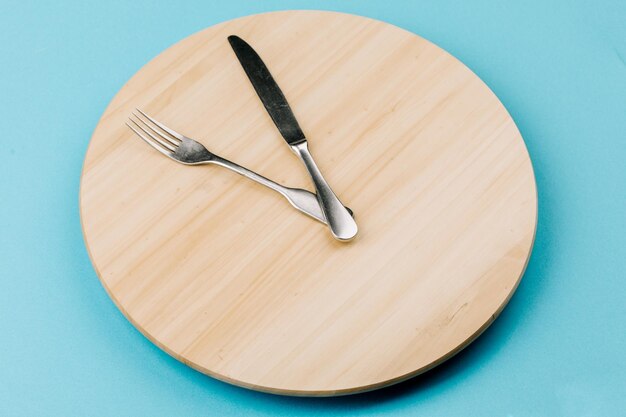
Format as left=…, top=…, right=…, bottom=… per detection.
left=228, top=35, right=358, bottom=241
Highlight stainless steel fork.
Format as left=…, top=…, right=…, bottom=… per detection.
left=126, top=109, right=337, bottom=224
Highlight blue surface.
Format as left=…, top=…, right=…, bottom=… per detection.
left=1, top=1, right=625, bottom=415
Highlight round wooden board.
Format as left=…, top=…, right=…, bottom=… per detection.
left=80, top=11, right=536, bottom=396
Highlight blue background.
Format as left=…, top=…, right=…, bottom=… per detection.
left=1, top=1, right=625, bottom=415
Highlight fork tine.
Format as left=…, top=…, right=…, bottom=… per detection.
left=136, top=109, right=184, bottom=142
left=131, top=112, right=180, bottom=149
left=126, top=120, right=175, bottom=157
left=127, top=121, right=172, bottom=157
left=129, top=116, right=178, bottom=152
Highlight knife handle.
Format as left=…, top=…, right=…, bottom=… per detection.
left=290, top=141, right=358, bottom=241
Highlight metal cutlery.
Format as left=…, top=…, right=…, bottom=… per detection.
left=126, top=109, right=339, bottom=224
left=228, top=35, right=358, bottom=242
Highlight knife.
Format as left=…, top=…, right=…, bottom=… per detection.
left=228, top=35, right=358, bottom=241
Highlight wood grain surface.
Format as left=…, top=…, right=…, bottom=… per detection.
left=80, top=11, right=537, bottom=396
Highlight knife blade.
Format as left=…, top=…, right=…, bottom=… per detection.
left=227, top=35, right=305, bottom=145
left=228, top=35, right=358, bottom=241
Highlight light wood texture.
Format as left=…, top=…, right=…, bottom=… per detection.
left=80, top=11, right=537, bottom=396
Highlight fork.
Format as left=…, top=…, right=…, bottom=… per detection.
left=126, top=109, right=341, bottom=224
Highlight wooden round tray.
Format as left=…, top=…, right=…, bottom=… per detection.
left=80, top=11, right=536, bottom=396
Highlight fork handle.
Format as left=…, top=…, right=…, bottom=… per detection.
left=209, top=156, right=328, bottom=224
